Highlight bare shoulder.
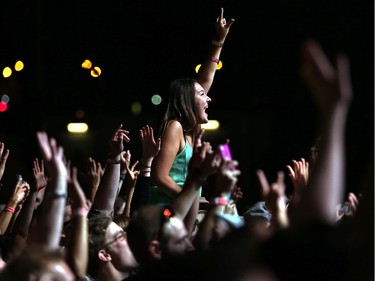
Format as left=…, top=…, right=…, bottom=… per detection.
left=164, top=120, right=183, bottom=136
left=162, top=121, right=184, bottom=148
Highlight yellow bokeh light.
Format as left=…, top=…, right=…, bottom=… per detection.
left=90, top=66, right=101, bottom=77
left=81, top=59, right=92, bottom=69
left=67, top=123, right=89, bottom=133
left=216, top=60, right=223, bottom=70
left=131, top=101, right=142, bottom=115
left=201, top=120, right=220, bottom=130
left=195, top=64, right=201, bottom=74
left=2, top=67, right=12, bottom=78
left=14, top=61, right=24, bottom=71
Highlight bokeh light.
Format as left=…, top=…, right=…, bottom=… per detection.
left=90, top=66, right=101, bottom=77
left=216, top=60, right=223, bottom=70
left=81, top=59, right=92, bottom=69
left=195, top=64, right=201, bottom=74
left=131, top=101, right=142, bottom=115
left=1, top=95, right=10, bottom=104
left=14, top=60, right=24, bottom=71
left=151, top=94, right=162, bottom=105
left=2, top=67, right=12, bottom=78
left=201, top=120, right=220, bottom=130
left=67, top=123, right=89, bottom=133
left=0, top=101, right=8, bottom=112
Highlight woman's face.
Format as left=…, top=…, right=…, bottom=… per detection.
left=194, top=83, right=211, bottom=124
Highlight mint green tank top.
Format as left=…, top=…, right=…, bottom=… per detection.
left=150, top=139, right=200, bottom=205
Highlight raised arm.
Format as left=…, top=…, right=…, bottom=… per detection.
left=29, top=132, right=68, bottom=250
left=193, top=155, right=240, bottom=250
left=8, top=159, right=47, bottom=258
left=197, top=7, right=235, bottom=93
left=91, top=124, right=129, bottom=215
left=85, top=157, right=104, bottom=203
left=130, top=125, right=161, bottom=214
left=0, top=142, right=9, bottom=181
left=256, top=170, right=289, bottom=232
left=66, top=166, right=89, bottom=280
left=0, top=180, right=29, bottom=235
left=172, top=129, right=219, bottom=233
left=294, top=40, right=353, bottom=225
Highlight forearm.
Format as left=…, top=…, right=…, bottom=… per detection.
left=131, top=175, right=151, bottom=214
left=197, top=43, right=223, bottom=92
left=0, top=211, right=13, bottom=235
left=0, top=198, right=18, bottom=235
left=155, top=175, right=182, bottom=198
left=303, top=106, right=349, bottom=224
left=66, top=213, right=88, bottom=280
left=92, top=162, right=120, bottom=214
left=193, top=204, right=226, bottom=250
left=13, top=191, right=38, bottom=237
left=30, top=176, right=66, bottom=249
left=172, top=172, right=201, bottom=220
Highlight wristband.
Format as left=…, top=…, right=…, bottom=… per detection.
left=4, top=206, right=15, bottom=213
left=210, top=196, right=229, bottom=206
left=141, top=167, right=151, bottom=173
left=120, top=174, right=126, bottom=181
left=46, top=191, right=66, bottom=199
left=211, top=40, right=224, bottom=48
left=107, top=158, right=121, bottom=164
left=210, top=57, right=220, bottom=64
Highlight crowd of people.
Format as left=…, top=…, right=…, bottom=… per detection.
left=0, top=7, right=373, bottom=281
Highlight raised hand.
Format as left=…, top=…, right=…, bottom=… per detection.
left=301, top=40, right=352, bottom=114
left=214, top=158, right=240, bottom=196
left=69, top=167, right=89, bottom=210
left=86, top=157, right=104, bottom=186
left=139, top=125, right=161, bottom=167
left=189, top=129, right=219, bottom=179
left=336, top=192, right=360, bottom=221
left=121, top=150, right=139, bottom=185
left=256, top=170, right=289, bottom=229
left=0, top=142, right=10, bottom=181
left=231, top=186, right=244, bottom=204
left=36, top=132, right=67, bottom=181
left=109, top=124, right=130, bottom=161
left=12, top=179, right=30, bottom=207
left=120, top=150, right=132, bottom=175
left=33, top=158, right=47, bottom=191
left=215, top=7, right=235, bottom=41
left=286, top=158, right=309, bottom=193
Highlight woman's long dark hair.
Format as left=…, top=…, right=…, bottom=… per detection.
left=159, top=78, right=201, bottom=142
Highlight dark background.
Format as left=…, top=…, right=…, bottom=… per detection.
left=0, top=0, right=373, bottom=211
